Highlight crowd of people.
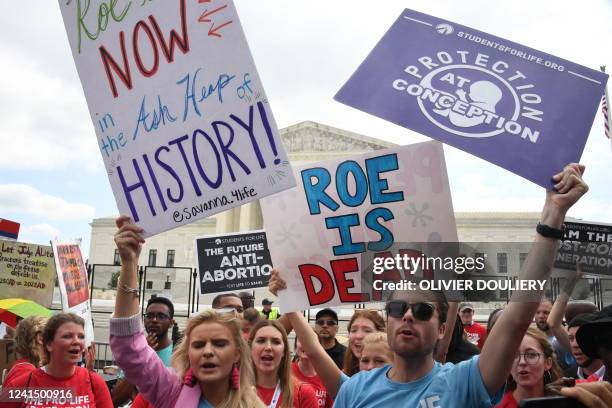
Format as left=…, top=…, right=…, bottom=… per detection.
left=1, top=165, right=611, bottom=407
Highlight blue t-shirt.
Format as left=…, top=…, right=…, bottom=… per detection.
left=157, top=343, right=173, bottom=367
left=334, top=356, right=503, bottom=408
left=198, top=399, right=213, bottom=408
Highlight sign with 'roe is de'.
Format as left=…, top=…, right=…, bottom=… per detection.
left=261, top=141, right=458, bottom=312
left=335, top=9, right=608, bottom=188
left=59, top=0, right=294, bottom=237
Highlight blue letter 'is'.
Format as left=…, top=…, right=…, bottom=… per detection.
left=326, top=213, right=365, bottom=256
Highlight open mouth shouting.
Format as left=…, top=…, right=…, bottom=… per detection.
left=397, top=327, right=418, bottom=340
left=200, top=361, right=219, bottom=374
left=259, top=354, right=276, bottom=367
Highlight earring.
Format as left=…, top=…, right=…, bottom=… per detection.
left=184, top=368, right=196, bottom=386
left=543, top=369, right=552, bottom=384
left=231, top=363, right=240, bottom=390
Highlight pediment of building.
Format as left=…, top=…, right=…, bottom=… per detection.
left=280, top=121, right=396, bottom=155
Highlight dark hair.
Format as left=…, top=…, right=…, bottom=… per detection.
left=486, top=308, right=504, bottom=334
left=315, top=308, right=339, bottom=322
left=446, top=314, right=480, bottom=364
left=243, top=307, right=261, bottom=324
left=147, top=296, right=175, bottom=318
left=238, top=292, right=255, bottom=309
left=568, top=312, right=598, bottom=329
left=171, top=321, right=182, bottom=346
left=42, top=313, right=85, bottom=362
left=212, top=293, right=240, bottom=308
left=343, top=310, right=385, bottom=376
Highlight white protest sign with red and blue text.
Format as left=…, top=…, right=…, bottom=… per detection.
left=335, top=9, right=609, bottom=188
left=261, top=141, right=457, bottom=312
left=59, top=0, right=294, bottom=237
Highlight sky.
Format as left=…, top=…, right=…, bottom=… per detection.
left=0, top=0, right=610, bottom=260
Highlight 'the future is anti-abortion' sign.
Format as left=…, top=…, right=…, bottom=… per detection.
left=196, top=230, right=272, bottom=295
left=335, top=9, right=608, bottom=188
left=59, top=0, right=294, bottom=237
left=261, top=141, right=458, bottom=312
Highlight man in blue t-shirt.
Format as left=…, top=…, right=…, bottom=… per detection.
left=335, top=164, right=589, bottom=408
left=112, top=295, right=176, bottom=406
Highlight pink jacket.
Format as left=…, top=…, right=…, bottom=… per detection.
left=109, top=314, right=201, bottom=408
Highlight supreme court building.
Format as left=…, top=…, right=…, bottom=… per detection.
left=88, top=121, right=551, bottom=306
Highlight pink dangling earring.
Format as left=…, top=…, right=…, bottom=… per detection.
left=231, top=363, right=240, bottom=390
left=184, top=368, right=196, bottom=386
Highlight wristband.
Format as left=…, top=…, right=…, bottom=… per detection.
left=536, top=222, right=565, bottom=239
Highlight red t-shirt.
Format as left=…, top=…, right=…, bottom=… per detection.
left=2, top=359, right=36, bottom=388
left=495, top=391, right=518, bottom=408
left=464, top=322, right=487, bottom=349
left=130, top=394, right=154, bottom=408
left=256, top=381, right=318, bottom=408
left=291, top=362, right=332, bottom=408
left=2, top=366, right=112, bottom=408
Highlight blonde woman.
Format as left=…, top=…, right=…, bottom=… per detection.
left=110, top=216, right=263, bottom=408
left=359, top=332, right=393, bottom=371
left=2, top=316, right=47, bottom=386
left=250, top=319, right=317, bottom=407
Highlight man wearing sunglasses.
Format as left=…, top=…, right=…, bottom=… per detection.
left=334, top=164, right=589, bottom=407
left=113, top=295, right=176, bottom=406
left=315, top=308, right=347, bottom=369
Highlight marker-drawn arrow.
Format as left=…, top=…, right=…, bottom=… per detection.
left=198, top=5, right=227, bottom=23
left=208, top=20, right=233, bottom=37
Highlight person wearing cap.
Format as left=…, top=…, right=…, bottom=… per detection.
left=459, top=302, right=487, bottom=349
left=315, top=308, right=347, bottom=370
left=577, top=305, right=612, bottom=383
left=564, top=313, right=606, bottom=381
left=259, top=298, right=280, bottom=320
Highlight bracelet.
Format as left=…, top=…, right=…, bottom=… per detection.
left=536, top=222, right=565, bottom=240
left=118, top=282, right=139, bottom=297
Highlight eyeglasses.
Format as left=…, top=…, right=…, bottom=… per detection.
left=514, top=351, right=543, bottom=365
left=385, top=301, right=435, bottom=321
left=144, top=312, right=171, bottom=321
left=316, top=319, right=338, bottom=326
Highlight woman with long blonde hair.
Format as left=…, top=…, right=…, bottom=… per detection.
left=249, top=319, right=317, bottom=407
left=110, top=216, right=263, bottom=408
left=2, top=316, right=47, bottom=386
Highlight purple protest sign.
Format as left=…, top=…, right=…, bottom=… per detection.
left=335, top=9, right=609, bottom=188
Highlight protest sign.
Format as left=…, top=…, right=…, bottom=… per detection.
left=0, top=241, right=55, bottom=307
left=556, top=220, right=612, bottom=276
left=51, top=241, right=94, bottom=345
left=196, top=230, right=272, bottom=294
left=59, top=0, right=295, bottom=237
left=261, top=141, right=458, bottom=311
left=0, top=219, right=20, bottom=241
left=335, top=9, right=609, bottom=188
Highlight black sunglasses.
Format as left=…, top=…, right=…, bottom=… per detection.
left=385, top=301, right=435, bottom=321
left=316, top=319, right=337, bottom=326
